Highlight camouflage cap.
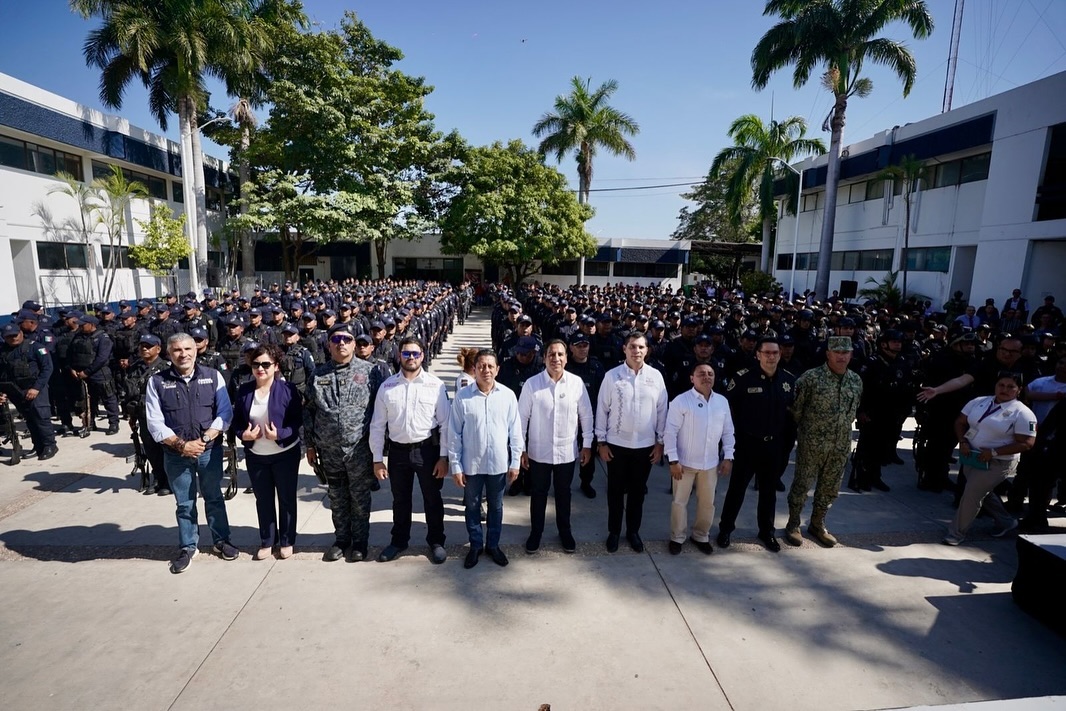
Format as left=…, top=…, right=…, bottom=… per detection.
left=828, top=336, right=852, bottom=352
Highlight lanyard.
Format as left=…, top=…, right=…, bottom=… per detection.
left=977, top=399, right=1002, bottom=424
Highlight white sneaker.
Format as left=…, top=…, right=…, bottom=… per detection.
left=942, top=533, right=964, bottom=546
left=991, top=519, right=1019, bottom=538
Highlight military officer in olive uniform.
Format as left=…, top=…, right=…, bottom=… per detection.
left=785, top=336, right=862, bottom=548
left=0, top=323, right=57, bottom=460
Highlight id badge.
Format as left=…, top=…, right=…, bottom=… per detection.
left=964, top=427, right=978, bottom=442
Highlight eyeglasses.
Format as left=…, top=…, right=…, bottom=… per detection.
left=400, top=351, right=423, bottom=359
left=251, top=361, right=275, bottom=370
left=330, top=335, right=354, bottom=344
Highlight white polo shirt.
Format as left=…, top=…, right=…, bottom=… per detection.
left=962, top=395, right=1037, bottom=460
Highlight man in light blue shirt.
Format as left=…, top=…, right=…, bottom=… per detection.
left=449, top=349, right=523, bottom=569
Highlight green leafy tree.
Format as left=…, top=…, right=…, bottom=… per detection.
left=673, top=158, right=758, bottom=244
left=440, top=140, right=596, bottom=285
left=740, top=269, right=782, bottom=299
left=238, top=13, right=464, bottom=279
left=876, top=154, right=927, bottom=300
left=130, top=207, right=191, bottom=294
left=532, top=76, right=640, bottom=206
left=72, top=0, right=287, bottom=290
left=710, top=114, right=825, bottom=272
left=751, top=0, right=934, bottom=299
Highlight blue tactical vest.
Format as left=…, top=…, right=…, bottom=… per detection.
left=151, top=364, right=219, bottom=441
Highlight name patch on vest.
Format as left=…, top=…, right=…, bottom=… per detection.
left=197, top=378, right=214, bottom=385
left=747, top=387, right=763, bottom=393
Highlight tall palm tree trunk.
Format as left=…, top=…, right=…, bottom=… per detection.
left=177, top=100, right=200, bottom=292
left=815, top=98, right=846, bottom=299
left=760, top=217, right=772, bottom=273
left=238, top=123, right=257, bottom=296
left=189, top=113, right=210, bottom=291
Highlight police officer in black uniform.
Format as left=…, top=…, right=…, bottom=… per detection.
left=68, top=314, right=121, bottom=435
left=123, top=334, right=171, bottom=494
left=851, top=330, right=914, bottom=492
left=717, top=337, right=796, bottom=552
left=278, top=323, right=315, bottom=401
left=498, top=336, right=545, bottom=496
left=565, top=331, right=606, bottom=498
left=0, top=323, right=57, bottom=460
left=216, top=317, right=252, bottom=382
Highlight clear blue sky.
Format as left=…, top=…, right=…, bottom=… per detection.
left=2, top=1, right=1064, bottom=240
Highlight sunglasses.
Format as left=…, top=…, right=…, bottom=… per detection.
left=251, top=361, right=275, bottom=370
left=330, top=334, right=354, bottom=344
left=400, top=350, right=423, bottom=359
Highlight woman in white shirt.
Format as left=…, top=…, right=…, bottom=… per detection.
left=454, top=347, right=477, bottom=396
left=232, top=344, right=304, bottom=560
left=944, top=372, right=1037, bottom=545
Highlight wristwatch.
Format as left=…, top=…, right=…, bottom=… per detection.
left=668, top=460, right=679, bottom=465
left=201, top=433, right=212, bottom=444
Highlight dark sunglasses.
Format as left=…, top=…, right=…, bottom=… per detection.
left=330, top=334, right=354, bottom=344
left=251, top=361, right=275, bottom=370
left=400, top=350, right=423, bottom=359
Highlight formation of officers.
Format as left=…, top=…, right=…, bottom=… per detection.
left=2, top=276, right=1063, bottom=571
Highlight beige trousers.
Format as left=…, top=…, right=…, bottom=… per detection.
left=671, top=465, right=719, bottom=543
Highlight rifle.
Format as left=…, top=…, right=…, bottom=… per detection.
left=0, top=383, right=22, bottom=466
left=78, top=378, right=92, bottom=438
left=224, top=441, right=239, bottom=500
left=128, top=420, right=150, bottom=492
left=309, top=447, right=327, bottom=485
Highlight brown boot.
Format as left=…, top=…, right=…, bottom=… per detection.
left=784, top=512, right=803, bottom=546
left=807, top=511, right=837, bottom=548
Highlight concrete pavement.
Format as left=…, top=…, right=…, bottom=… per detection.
left=1, top=307, right=1064, bottom=711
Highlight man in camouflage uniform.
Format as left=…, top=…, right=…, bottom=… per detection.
left=304, top=323, right=382, bottom=563
left=785, top=336, right=862, bottom=548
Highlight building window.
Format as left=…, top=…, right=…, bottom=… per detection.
left=541, top=260, right=579, bottom=276
left=37, top=242, right=89, bottom=270
left=91, top=160, right=167, bottom=199
left=613, top=262, right=677, bottom=279
left=802, top=192, right=821, bottom=212
left=584, top=261, right=610, bottom=276
left=172, top=181, right=184, bottom=203
left=0, top=133, right=84, bottom=181
left=865, top=180, right=886, bottom=201
left=858, top=249, right=893, bottom=271
left=930, top=152, right=991, bottom=189
left=795, top=252, right=819, bottom=270
left=847, top=182, right=866, bottom=203
left=100, top=245, right=131, bottom=269
left=1037, top=122, right=1066, bottom=221
left=776, top=253, right=794, bottom=269
left=903, top=246, right=951, bottom=273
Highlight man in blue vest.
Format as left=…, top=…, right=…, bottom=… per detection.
left=145, top=332, right=237, bottom=574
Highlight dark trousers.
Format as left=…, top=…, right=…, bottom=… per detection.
left=14, top=388, right=56, bottom=451
left=920, top=415, right=957, bottom=489
left=1019, top=450, right=1061, bottom=529
left=529, top=459, right=575, bottom=536
left=138, top=418, right=167, bottom=489
left=720, top=438, right=783, bottom=537
left=247, top=446, right=301, bottom=548
left=578, top=435, right=596, bottom=486
left=855, top=419, right=893, bottom=487
left=323, top=442, right=374, bottom=552
left=387, top=442, right=445, bottom=547
left=606, top=444, right=653, bottom=536
left=87, top=378, right=120, bottom=427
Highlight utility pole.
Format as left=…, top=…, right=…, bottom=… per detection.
left=942, top=0, right=965, bottom=113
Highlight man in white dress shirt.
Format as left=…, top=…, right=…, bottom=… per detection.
left=664, top=363, right=735, bottom=555
left=518, top=339, right=594, bottom=554
left=370, top=337, right=451, bottom=564
left=595, top=332, right=668, bottom=553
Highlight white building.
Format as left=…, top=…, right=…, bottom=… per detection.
left=774, top=70, right=1066, bottom=309
left=0, top=72, right=236, bottom=313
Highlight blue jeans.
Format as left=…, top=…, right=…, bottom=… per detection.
left=463, top=473, right=505, bottom=550
left=164, top=445, right=231, bottom=550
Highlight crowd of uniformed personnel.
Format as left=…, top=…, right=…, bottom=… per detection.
left=0, top=280, right=467, bottom=490
left=2, top=275, right=1064, bottom=551
left=487, top=281, right=1066, bottom=536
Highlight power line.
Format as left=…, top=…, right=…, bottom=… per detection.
left=570, top=181, right=702, bottom=194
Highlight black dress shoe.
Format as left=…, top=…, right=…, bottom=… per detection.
left=37, top=445, right=58, bottom=461
left=142, top=485, right=156, bottom=496
left=487, top=547, right=509, bottom=567
left=524, top=533, right=540, bottom=554
left=605, top=533, right=620, bottom=553
left=155, top=488, right=171, bottom=496
left=692, top=539, right=713, bottom=555
left=716, top=531, right=731, bottom=548
left=627, top=532, right=644, bottom=553
left=464, top=547, right=481, bottom=569
left=323, top=544, right=346, bottom=562
left=758, top=534, right=782, bottom=552
left=376, top=544, right=406, bottom=562
left=560, top=531, right=576, bottom=553
left=668, top=540, right=682, bottom=555
left=580, top=483, right=597, bottom=499
left=105, top=425, right=120, bottom=435
left=346, top=546, right=367, bottom=562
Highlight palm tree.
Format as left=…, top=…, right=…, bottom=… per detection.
left=533, top=76, right=639, bottom=206
left=711, top=114, right=825, bottom=273
left=751, top=0, right=934, bottom=300
left=93, top=164, right=149, bottom=300
left=876, top=154, right=926, bottom=300
left=71, top=0, right=277, bottom=291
